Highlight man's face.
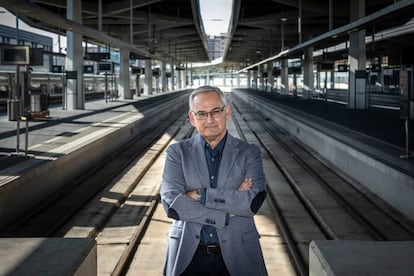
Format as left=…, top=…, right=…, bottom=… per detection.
left=188, top=92, right=231, bottom=144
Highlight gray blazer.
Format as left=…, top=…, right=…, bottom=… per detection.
left=161, top=133, right=267, bottom=276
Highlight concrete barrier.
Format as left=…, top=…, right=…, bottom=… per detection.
left=0, top=238, right=97, bottom=275
left=0, top=91, right=190, bottom=228
left=309, top=240, right=414, bottom=276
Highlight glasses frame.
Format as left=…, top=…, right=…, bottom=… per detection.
left=191, top=105, right=226, bottom=120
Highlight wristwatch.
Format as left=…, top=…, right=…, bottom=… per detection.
left=196, top=188, right=203, bottom=201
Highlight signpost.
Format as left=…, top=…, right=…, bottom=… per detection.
left=64, top=70, right=77, bottom=110
left=399, top=66, right=414, bottom=159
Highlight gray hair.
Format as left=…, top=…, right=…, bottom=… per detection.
left=189, top=86, right=227, bottom=111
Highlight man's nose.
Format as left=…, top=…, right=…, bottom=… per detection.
left=205, top=112, right=215, bottom=121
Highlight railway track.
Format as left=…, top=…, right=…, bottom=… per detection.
left=58, top=117, right=194, bottom=275
left=231, top=94, right=414, bottom=275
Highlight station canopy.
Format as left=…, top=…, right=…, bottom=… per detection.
left=1, top=0, right=414, bottom=68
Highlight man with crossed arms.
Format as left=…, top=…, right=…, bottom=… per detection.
left=161, top=86, right=267, bottom=275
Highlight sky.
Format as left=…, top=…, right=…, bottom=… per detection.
left=199, top=0, right=233, bottom=36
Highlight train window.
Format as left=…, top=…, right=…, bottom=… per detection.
left=1, top=45, right=30, bottom=65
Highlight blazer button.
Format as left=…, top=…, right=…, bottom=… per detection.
left=205, top=218, right=216, bottom=225
left=195, top=235, right=200, bottom=239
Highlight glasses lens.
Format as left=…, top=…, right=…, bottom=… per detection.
left=211, top=109, right=222, bottom=117
left=214, top=105, right=226, bottom=117
left=196, top=112, right=207, bottom=119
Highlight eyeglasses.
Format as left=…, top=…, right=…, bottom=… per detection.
left=191, top=105, right=226, bottom=120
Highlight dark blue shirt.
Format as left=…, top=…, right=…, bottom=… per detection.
left=200, top=133, right=227, bottom=245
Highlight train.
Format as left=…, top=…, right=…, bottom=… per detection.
left=0, top=70, right=143, bottom=99
left=0, top=69, right=145, bottom=114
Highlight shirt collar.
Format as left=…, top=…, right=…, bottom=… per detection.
left=201, top=132, right=227, bottom=153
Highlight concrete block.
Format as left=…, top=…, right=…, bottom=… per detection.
left=309, top=240, right=414, bottom=276
left=0, top=238, right=96, bottom=276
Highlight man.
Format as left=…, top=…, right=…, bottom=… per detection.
left=161, top=86, right=267, bottom=276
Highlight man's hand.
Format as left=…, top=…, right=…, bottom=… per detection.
left=238, top=177, right=253, bottom=191
left=186, top=189, right=203, bottom=201
left=228, top=178, right=253, bottom=218
left=186, top=178, right=252, bottom=201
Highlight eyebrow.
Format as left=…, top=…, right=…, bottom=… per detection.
left=194, top=106, right=223, bottom=113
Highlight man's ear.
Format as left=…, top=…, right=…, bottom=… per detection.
left=188, top=111, right=196, bottom=127
left=225, top=105, right=232, bottom=121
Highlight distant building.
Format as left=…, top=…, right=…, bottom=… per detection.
left=207, top=33, right=226, bottom=61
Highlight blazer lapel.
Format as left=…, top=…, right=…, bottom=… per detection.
left=218, top=134, right=240, bottom=189
left=190, top=135, right=210, bottom=187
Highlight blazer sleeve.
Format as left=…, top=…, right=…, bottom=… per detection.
left=160, top=143, right=228, bottom=229
left=204, top=144, right=267, bottom=217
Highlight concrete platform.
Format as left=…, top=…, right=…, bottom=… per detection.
left=0, top=238, right=96, bottom=276
left=0, top=91, right=190, bottom=228
left=309, top=240, right=414, bottom=276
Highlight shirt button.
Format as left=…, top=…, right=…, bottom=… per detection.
left=209, top=234, right=213, bottom=237
left=211, top=176, right=214, bottom=179
left=212, top=158, right=215, bottom=162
